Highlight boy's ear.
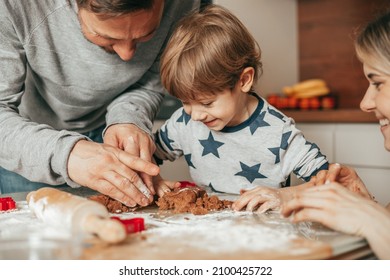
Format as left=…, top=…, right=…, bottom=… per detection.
left=239, top=67, right=255, bottom=93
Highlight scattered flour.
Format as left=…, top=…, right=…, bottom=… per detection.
left=1, top=200, right=337, bottom=256
left=0, top=201, right=71, bottom=239
left=113, top=210, right=303, bottom=253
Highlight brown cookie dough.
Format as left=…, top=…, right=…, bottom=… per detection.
left=89, top=194, right=138, bottom=214
left=156, top=186, right=233, bottom=215
left=89, top=186, right=233, bottom=215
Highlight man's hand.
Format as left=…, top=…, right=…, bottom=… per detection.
left=104, top=123, right=156, bottom=195
left=68, top=140, right=159, bottom=207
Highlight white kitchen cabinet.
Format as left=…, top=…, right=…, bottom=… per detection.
left=292, top=123, right=390, bottom=206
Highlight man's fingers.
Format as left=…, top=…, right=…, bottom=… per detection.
left=118, top=150, right=159, bottom=176
left=140, top=172, right=155, bottom=196
left=103, top=170, right=152, bottom=206
left=139, top=137, right=155, bottom=162
left=92, top=179, right=138, bottom=207
left=123, top=135, right=140, bottom=156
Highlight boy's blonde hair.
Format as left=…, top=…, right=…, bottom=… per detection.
left=160, top=4, right=262, bottom=100
left=355, top=12, right=390, bottom=75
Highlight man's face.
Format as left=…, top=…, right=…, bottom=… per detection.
left=78, top=0, right=164, bottom=61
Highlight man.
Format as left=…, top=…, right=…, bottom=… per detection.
left=0, top=0, right=199, bottom=206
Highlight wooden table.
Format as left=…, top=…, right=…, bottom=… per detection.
left=0, top=189, right=373, bottom=260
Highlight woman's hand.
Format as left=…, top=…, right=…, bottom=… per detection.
left=311, top=163, right=372, bottom=199
left=281, top=183, right=390, bottom=259
left=282, top=183, right=387, bottom=236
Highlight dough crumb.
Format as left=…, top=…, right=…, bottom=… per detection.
left=89, top=195, right=138, bottom=213
left=89, top=186, right=233, bottom=215
left=156, top=186, right=233, bottom=215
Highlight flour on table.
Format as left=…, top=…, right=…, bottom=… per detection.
left=0, top=201, right=69, bottom=239
left=114, top=210, right=303, bottom=253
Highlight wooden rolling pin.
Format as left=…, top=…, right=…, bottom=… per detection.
left=27, top=187, right=126, bottom=244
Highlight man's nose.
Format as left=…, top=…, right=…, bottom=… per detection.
left=113, top=41, right=136, bottom=61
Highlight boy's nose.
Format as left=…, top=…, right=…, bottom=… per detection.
left=191, top=109, right=207, bottom=122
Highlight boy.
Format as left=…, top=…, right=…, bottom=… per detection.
left=154, top=5, right=328, bottom=194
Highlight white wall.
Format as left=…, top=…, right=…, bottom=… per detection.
left=214, top=0, right=299, bottom=95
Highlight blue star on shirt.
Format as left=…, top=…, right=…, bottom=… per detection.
left=249, top=111, right=270, bottom=135
left=184, top=154, right=195, bottom=169
left=235, top=162, right=267, bottom=183
left=199, top=132, right=224, bottom=158
left=269, top=147, right=281, bottom=164
left=159, top=126, right=174, bottom=151
left=208, top=183, right=223, bottom=193
left=268, top=131, right=292, bottom=163
left=268, top=107, right=285, bottom=121
left=176, top=109, right=191, bottom=125
left=280, top=131, right=292, bottom=150
left=308, top=142, right=320, bottom=151
left=307, top=142, right=323, bottom=159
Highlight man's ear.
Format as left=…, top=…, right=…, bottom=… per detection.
left=239, top=67, right=255, bottom=93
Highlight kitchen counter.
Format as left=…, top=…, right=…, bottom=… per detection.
left=0, top=188, right=374, bottom=260
left=282, top=109, right=377, bottom=123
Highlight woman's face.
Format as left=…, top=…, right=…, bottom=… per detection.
left=360, top=63, right=390, bottom=151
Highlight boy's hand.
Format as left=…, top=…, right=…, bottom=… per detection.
left=153, top=175, right=181, bottom=197
left=232, top=186, right=281, bottom=213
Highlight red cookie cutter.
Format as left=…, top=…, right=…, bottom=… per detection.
left=111, top=217, right=145, bottom=234
left=0, top=197, right=17, bottom=212
left=178, top=181, right=197, bottom=188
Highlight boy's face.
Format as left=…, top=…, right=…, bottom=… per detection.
left=182, top=83, right=257, bottom=131
left=78, top=0, right=164, bottom=61
left=361, top=63, right=390, bottom=151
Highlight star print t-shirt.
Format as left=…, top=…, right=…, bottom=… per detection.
left=154, top=95, right=328, bottom=194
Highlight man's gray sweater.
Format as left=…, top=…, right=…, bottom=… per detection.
left=0, top=0, right=198, bottom=187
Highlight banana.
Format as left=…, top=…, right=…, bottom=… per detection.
left=291, top=79, right=327, bottom=92
left=282, top=86, right=295, bottom=96
left=293, top=85, right=330, bottom=99
left=282, top=79, right=329, bottom=97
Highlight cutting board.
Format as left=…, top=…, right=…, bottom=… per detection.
left=1, top=190, right=368, bottom=260
left=81, top=206, right=341, bottom=260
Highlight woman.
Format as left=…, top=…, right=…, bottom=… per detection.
left=282, top=12, right=390, bottom=260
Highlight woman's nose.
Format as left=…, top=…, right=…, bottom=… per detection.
left=360, top=88, right=376, bottom=112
